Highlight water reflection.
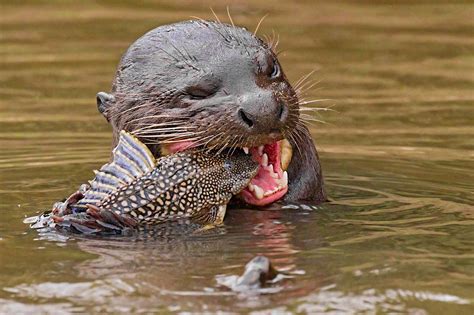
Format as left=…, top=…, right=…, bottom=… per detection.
left=5, top=209, right=307, bottom=312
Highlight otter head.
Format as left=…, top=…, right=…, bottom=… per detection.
left=97, top=20, right=326, bottom=206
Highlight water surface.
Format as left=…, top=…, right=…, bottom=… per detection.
left=1, top=0, right=473, bottom=313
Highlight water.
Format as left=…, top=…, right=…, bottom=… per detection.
left=1, top=1, right=473, bottom=313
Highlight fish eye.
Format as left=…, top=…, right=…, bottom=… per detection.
left=223, top=160, right=233, bottom=171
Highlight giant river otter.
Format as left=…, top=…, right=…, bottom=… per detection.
left=96, top=20, right=326, bottom=206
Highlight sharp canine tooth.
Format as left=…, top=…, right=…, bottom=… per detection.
left=280, top=139, right=293, bottom=171
left=270, top=172, right=279, bottom=179
left=282, top=171, right=288, bottom=186
left=243, top=147, right=249, bottom=154
left=253, top=185, right=264, bottom=199
left=262, top=153, right=268, bottom=167
left=258, top=146, right=264, bottom=156
left=268, top=164, right=274, bottom=173
left=248, top=183, right=254, bottom=192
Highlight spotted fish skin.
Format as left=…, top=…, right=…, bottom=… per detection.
left=37, top=131, right=258, bottom=234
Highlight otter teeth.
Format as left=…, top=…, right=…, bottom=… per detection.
left=270, top=171, right=279, bottom=179
left=262, top=153, right=268, bottom=167
left=258, top=146, right=264, bottom=156
left=266, top=164, right=275, bottom=173
left=248, top=183, right=255, bottom=192
left=248, top=169, right=289, bottom=200
left=243, top=147, right=249, bottom=155
left=253, top=185, right=264, bottom=200
left=282, top=171, right=288, bottom=186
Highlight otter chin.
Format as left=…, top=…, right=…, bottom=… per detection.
left=96, top=19, right=327, bottom=207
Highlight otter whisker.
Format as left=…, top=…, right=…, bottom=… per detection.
left=112, top=102, right=188, bottom=122
left=189, top=14, right=205, bottom=22
left=134, top=122, right=192, bottom=129
left=274, top=31, right=280, bottom=51
left=134, top=128, right=201, bottom=136
left=299, top=99, right=332, bottom=105
left=286, top=128, right=303, bottom=159
left=294, top=69, right=317, bottom=89
left=140, top=136, right=203, bottom=145
left=295, top=79, right=321, bottom=95
left=226, top=6, right=235, bottom=27
left=134, top=127, right=196, bottom=134
left=136, top=133, right=202, bottom=141
left=132, top=128, right=200, bottom=137
left=210, top=7, right=222, bottom=24
left=182, top=45, right=198, bottom=63
left=300, top=114, right=329, bottom=125
left=132, top=119, right=190, bottom=127
left=166, top=40, right=200, bottom=71
left=299, top=107, right=336, bottom=115
left=206, top=133, right=226, bottom=153
left=158, top=47, right=180, bottom=63
left=206, top=131, right=229, bottom=155
left=207, top=21, right=233, bottom=45
left=186, top=133, right=222, bottom=149
left=110, top=102, right=152, bottom=118
left=262, top=29, right=279, bottom=52
left=132, top=125, right=194, bottom=135
left=133, top=123, right=193, bottom=131
left=293, top=123, right=309, bottom=153
left=129, top=117, right=191, bottom=127
left=131, top=116, right=191, bottom=124
left=226, top=134, right=242, bottom=158
left=254, top=14, right=268, bottom=35
left=201, top=132, right=226, bottom=153
left=160, top=135, right=203, bottom=143
left=216, top=135, right=231, bottom=155
left=135, top=128, right=198, bottom=134
left=133, top=131, right=202, bottom=139
left=142, top=133, right=218, bottom=149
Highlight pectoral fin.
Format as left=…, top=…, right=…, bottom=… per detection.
left=194, top=204, right=227, bottom=225
left=213, top=204, right=227, bottom=225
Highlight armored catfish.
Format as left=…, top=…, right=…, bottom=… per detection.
left=27, top=130, right=258, bottom=234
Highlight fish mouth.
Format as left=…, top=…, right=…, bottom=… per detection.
left=161, top=139, right=293, bottom=206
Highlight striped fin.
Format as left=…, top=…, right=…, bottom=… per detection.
left=76, top=131, right=156, bottom=207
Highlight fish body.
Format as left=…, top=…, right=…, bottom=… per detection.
left=28, top=131, right=258, bottom=234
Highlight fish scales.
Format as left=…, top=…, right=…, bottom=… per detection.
left=28, top=130, right=258, bottom=234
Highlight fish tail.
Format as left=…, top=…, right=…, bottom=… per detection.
left=28, top=205, right=138, bottom=235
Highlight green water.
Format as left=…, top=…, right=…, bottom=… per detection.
left=1, top=1, right=473, bottom=313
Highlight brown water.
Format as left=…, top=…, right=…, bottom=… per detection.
left=1, top=1, right=473, bottom=313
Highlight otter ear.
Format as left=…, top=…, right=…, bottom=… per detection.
left=96, top=92, right=115, bottom=121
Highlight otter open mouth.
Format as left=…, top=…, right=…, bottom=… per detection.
left=239, top=140, right=292, bottom=206
left=162, top=139, right=293, bottom=207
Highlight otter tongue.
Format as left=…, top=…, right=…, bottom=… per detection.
left=240, top=141, right=288, bottom=206
left=250, top=142, right=283, bottom=191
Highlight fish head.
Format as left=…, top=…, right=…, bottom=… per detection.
left=222, top=150, right=260, bottom=195
left=195, top=150, right=259, bottom=202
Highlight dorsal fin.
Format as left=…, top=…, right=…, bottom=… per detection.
left=77, top=130, right=156, bottom=206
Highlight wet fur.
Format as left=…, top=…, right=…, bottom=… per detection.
left=98, top=20, right=327, bottom=204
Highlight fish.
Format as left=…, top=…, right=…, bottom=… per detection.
left=26, top=130, right=258, bottom=234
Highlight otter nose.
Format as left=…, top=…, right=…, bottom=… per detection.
left=237, top=94, right=287, bottom=131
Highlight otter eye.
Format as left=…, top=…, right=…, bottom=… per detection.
left=186, top=86, right=216, bottom=100
left=269, top=61, right=280, bottom=79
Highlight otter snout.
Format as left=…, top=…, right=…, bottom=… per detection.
left=236, top=91, right=288, bottom=135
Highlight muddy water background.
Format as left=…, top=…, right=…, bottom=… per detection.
left=1, top=0, right=473, bottom=313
